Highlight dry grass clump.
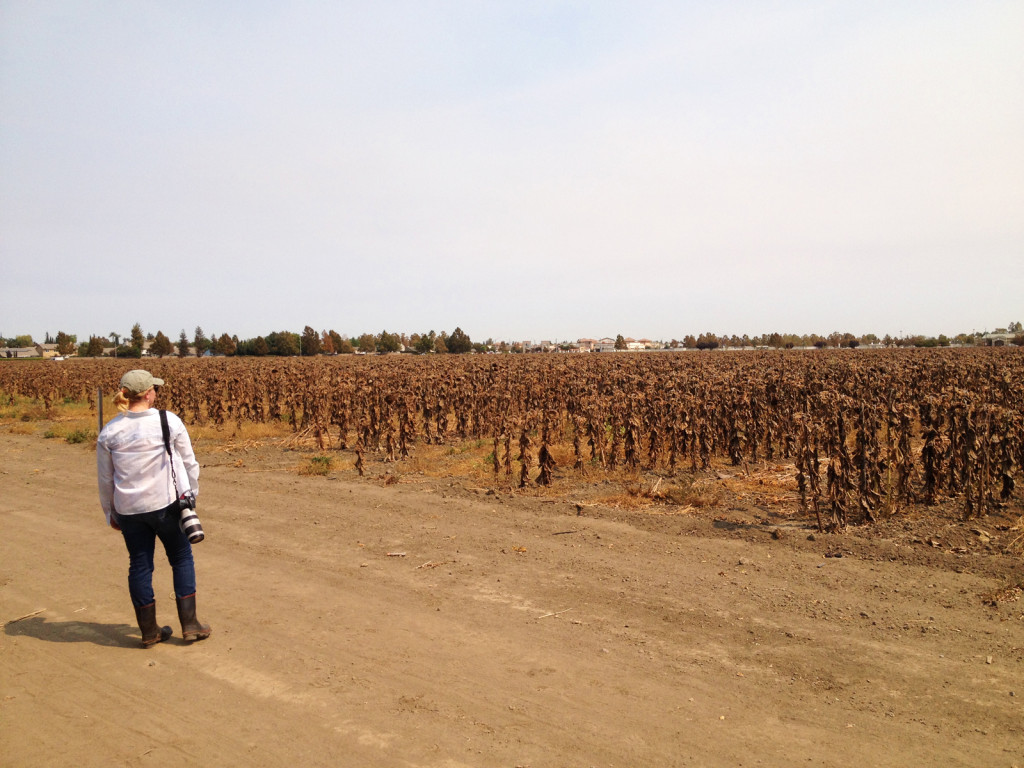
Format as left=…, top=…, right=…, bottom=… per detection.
left=395, top=440, right=500, bottom=484
left=1009, top=515, right=1024, bottom=555
left=190, top=420, right=291, bottom=450
left=42, top=425, right=95, bottom=444
left=438, top=440, right=495, bottom=479
left=587, top=473, right=725, bottom=512
left=298, top=454, right=334, bottom=476
left=719, top=463, right=801, bottom=507
left=1, top=394, right=100, bottom=442
left=665, top=479, right=726, bottom=508
left=18, top=405, right=48, bottom=422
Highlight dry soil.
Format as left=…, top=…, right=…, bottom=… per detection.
left=2, top=433, right=1022, bottom=767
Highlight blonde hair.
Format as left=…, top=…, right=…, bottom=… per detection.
left=113, top=387, right=151, bottom=412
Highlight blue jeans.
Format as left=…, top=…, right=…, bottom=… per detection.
left=117, top=503, right=197, bottom=607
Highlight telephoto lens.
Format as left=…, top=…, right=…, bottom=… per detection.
left=180, top=508, right=205, bottom=543
left=177, top=492, right=204, bottom=543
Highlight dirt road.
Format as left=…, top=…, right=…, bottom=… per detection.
left=2, top=433, right=1022, bottom=767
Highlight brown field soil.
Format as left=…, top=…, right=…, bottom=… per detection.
left=2, top=430, right=1023, bottom=768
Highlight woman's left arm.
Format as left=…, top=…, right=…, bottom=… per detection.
left=173, top=423, right=201, bottom=495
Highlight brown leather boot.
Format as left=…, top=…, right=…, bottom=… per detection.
left=175, top=593, right=212, bottom=641
left=134, top=602, right=173, bottom=647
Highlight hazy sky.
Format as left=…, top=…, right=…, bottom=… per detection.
left=2, top=1, right=1021, bottom=344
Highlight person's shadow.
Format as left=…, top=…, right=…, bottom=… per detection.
left=5, top=616, right=138, bottom=647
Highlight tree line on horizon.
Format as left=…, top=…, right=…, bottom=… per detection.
left=5, top=325, right=480, bottom=358
left=667, top=324, right=1022, bottom=350
left=4, top=322, right=1022, bottom=359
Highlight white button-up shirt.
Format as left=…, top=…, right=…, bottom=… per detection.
left=97, top=409, right=200, bottom=525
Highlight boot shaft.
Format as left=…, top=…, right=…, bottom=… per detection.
left=175, top=593, right=212, bottom=641
left=133, top=602, right=172, bottom=647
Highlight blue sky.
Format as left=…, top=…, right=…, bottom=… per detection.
left=2, top=1, right=1021, bottom=343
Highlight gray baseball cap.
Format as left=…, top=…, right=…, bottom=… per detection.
left=119, top=369, right=164, bottom=395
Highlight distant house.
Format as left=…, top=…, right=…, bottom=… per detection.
left=522, top=340, right=558, bottom=353
left=36, top=343, right=62, bottom=359
left=982, top=332, right=1017, bottom=347
left=576, top=338, right=598, bottom=352
left=0, top=347, right=39, bottom=359
left=625, top=337, right=645, bottom=351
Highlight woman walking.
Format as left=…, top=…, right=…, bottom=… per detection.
left=97, top=369, right=211, bottom=647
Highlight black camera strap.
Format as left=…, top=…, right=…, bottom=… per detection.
left=159, top=409, right=171, bottom=456
left=159, top=409, right=180, bottom=497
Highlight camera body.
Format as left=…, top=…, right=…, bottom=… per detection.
left=177, top=491, right=204, bottom=544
